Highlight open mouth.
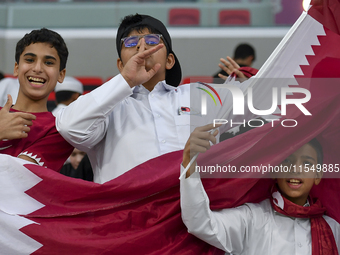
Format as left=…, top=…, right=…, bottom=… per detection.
left=287, top=179, right=303, bottom=188
left=28, top=76, right=46, bottom=86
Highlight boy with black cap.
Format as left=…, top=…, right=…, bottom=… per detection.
left=56, top=14, right=255, bottom=183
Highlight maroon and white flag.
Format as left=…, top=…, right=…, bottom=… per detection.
left=1, top=0, right=340, bottom=254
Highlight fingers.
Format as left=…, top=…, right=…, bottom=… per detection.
left=18, top=112, right=36, bottom=122
left=195, top=123, right=221, bottom=133
left=3, top=94, right=13, bottom=111
left=226, top=56, right=240, bottom=69
left=219, top=56, right=240, bottom=76
left=182, top=123, right=221, bottom=169
left=0, top=109, right=36, bottom=140
left=218, top=73, right=228, bottom=81
left=145, top=63, right=162, bottom=79
left=138, top=39, right=164, bottom=60
left=22, top=125, right=31, bottom=134
left=233, top=69, right=247, bottom=79
left=189, top=123, right=221, bottom=153
left=14, top=128, right=29, bottom=139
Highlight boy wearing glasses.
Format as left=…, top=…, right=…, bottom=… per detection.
left=56, top=14, right=254, bottom=184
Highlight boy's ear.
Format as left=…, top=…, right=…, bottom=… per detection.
left=166, top=53, right=175, bottom=70
left=314, top=171, right=323, bottom=185
left=13, top=62, right=19, bottom=77
left=117, top=58, right=124, bottom=73
left=57, top=69, right=66, bottom=83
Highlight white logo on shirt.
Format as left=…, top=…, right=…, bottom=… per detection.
left=0, top=145, right=12, bottom=150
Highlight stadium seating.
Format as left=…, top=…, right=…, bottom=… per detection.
left=168, top=8, right=200, bottom=26
left=219, top=9, right=251, bottom=26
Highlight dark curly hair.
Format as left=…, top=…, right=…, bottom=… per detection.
left=15, top=28, right=68, bottom=71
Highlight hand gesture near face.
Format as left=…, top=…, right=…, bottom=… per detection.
left=121, top=39, right=164, bottom=88
left=0, top=95, right=36, bottom=140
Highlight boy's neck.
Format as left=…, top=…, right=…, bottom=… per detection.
left=281, top=191, right=309, bottom=207
left=13, top=94, right=48, bottom=113
left=142, top=78, right=161, bottom=92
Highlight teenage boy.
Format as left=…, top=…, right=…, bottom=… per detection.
left=180, top=124, right=339, bottom=254
left=56, top=14, right=256, bottom=184
left=0, top=28, right=73, bottom=171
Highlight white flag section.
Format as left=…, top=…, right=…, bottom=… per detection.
left=247, top=12, right=326, bottom=114
left=0, top=155, right=43, bottom=254
left=257, top=12, right=326, bottom=79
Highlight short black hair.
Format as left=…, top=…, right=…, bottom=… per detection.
left=55, top=91, right=78, bottom=104
left=234, top=43, right=256, bottom=62
left=0, top=71, right=4, bottom=80
left=307, top=138, right=323, bottom=165
left=15, top=28, right=68, bottom=71
left=117, top=14, right=169, bottom=58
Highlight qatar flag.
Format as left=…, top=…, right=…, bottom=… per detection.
left=1, top=0, right=340, bottom=254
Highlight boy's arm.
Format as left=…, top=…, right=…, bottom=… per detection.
left=56, top=41, right=164, bottom=150
left=56, top=75, right=131, bottom=150
left=0, top=95, right=36, bottom=141
left=180, top=124, right=251, bottom=253
left=180, top=170, right=251, bottom=253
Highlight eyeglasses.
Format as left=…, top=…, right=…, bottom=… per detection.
left=121, top=34, right=163, bottom=48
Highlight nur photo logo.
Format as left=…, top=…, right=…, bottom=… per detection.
left=197, top=82, right=223, bottom=115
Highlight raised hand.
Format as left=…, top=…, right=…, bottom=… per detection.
left=121, top=38, right=164, bottom=88
left=0, top=95, right=36, bottom=140
left=182, top=123, right=220, bottom=177
left=218, top=56, right=247, bottom=81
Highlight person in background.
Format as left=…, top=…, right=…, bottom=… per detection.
left=51, top=76, right=92, bottom=180
left=213, top=43, right=257, bottom=81
left=51, top=76, right=83, bottom=116
left=60, top=148, right=93, bottom=181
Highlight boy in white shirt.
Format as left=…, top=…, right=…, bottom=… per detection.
left=180, top=124, right=340, bottom=254
left=56, top=14, right=254, bottom=183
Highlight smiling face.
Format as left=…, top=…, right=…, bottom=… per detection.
left=117, top=27, right=174, bottom=91
left=13, top=42, right=66, bottom=112
left=276, top=143, right=322, bottom=206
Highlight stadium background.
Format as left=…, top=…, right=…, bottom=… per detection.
left=0, top=0, right=305, bottom=82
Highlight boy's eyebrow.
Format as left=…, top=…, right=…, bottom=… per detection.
left=23, top=53, right=37, bottom=57
left=23, top=53, right=57, bottom=61
left=44, top=55, right=57, bottom=61
left=302, top=155, right=317, bottom=161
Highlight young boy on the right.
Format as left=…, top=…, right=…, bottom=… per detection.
left=180, top=124, right=340, bottom=254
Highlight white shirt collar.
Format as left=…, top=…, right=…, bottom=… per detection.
left=133, top=80, right=177, bottom=94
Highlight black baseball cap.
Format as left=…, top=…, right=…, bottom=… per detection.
left=116, top=14, right=182, bottom=87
